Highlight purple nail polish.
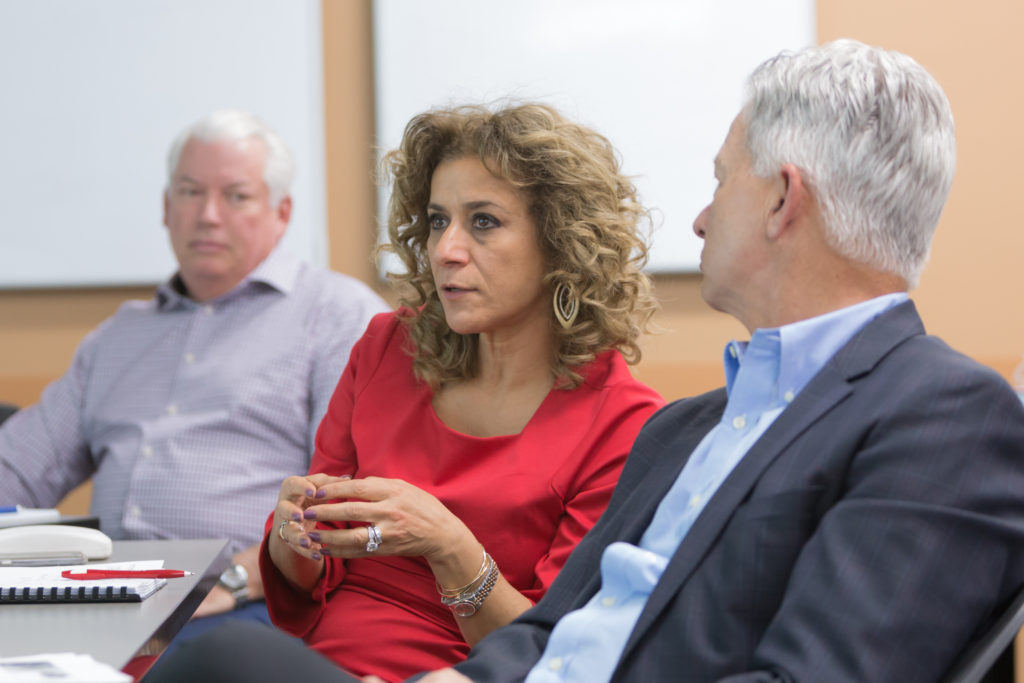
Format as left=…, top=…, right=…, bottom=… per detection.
left=315, top=489, right=327, bottom=499
left=305, top=489, right=315, bottom=497
left=308, top=532, right=321, bottom=542
left=321, top=547, right=331, bottom=557
left=300, top=538, right=309, bottom=548
left=292, top=511, right=302, bottom=522
left=311, top=552, right=321, bottom=561
left=303, top=509, right=317, bottom=519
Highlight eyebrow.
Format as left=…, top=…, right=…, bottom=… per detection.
left=427, top=200, right=504, bottom=212
left=175, top=176, right=256, bottom=190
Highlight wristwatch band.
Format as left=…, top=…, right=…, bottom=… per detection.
left=217, top=563, right=250, bottom=608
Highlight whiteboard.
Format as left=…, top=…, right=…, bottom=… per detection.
left=0, top=0, right=326, bottom=288
left=373, top=0, right=815, bottom=273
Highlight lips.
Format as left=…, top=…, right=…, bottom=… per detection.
left=439, top=283, right=475, bottom=299
left=189, top=240, right=228, bottom=253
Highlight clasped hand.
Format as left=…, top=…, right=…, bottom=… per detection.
left=274, top=473, right=472, bottom=564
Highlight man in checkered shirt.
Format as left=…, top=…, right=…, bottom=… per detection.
left=0, top=110, right=389, bottom=639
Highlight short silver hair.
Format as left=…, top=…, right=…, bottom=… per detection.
left=743, top=39, right=956, bottom=287
left=166, top=109, right=295, bottom=206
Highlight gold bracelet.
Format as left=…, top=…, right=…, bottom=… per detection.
left=435, top=548, right=490, bottom=597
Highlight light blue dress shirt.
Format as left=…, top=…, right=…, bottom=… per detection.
left=526, top=293, right=908, bottom=683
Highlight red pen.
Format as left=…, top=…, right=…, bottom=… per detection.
left=60, top=569, right=195, bottom=580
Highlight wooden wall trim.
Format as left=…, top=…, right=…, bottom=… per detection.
left=321, top=0, right=380, bottom=287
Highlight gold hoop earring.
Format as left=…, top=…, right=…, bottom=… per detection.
left=553, top=282, right=579, bottom=329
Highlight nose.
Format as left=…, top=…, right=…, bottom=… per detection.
left=693, top=205, right=709, bottom=239
left=432, top=222, right=470, bottom=265
left=199, top=195, right=222, bottom=225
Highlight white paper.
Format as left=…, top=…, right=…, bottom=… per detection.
left=0, top=560, right=163, bottom=586
left=0, top=652, right=131, bottom=682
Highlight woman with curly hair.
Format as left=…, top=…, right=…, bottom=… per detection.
left=146, top=102, right=663, bottom=682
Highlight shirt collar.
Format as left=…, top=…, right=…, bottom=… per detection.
left=156, top=246, right=301, bottom=309
left=724, top=292, right=909, bottom=402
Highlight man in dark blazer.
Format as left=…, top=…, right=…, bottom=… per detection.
left=411, top=38, right=1024, bottom=683
left=142, top=39, right=1024, bottom=683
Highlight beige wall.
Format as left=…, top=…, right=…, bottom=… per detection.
left=0, top=0, right=1020, bottom=412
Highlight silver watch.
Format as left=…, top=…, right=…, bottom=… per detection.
left=217, top=563, right=249, bottom=607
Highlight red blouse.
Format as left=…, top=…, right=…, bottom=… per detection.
left=260, top=311, right=663, bottom=681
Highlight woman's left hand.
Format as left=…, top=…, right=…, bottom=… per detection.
left=309, top=476, right=533, bottom=647
left=301, top=476, right=477, bottom=565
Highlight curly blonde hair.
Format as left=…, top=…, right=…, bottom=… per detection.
left=379, top=102, right=657, bottom=390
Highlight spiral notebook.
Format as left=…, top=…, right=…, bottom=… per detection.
left=0, top=560, right=166, bottom=603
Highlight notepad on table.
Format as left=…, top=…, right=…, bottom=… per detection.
left=0, top=560, right=167, bottom=603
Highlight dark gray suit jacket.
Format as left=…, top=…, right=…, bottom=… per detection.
left=449, top=301, right=1024, bottom=682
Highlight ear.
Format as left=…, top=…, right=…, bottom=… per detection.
left=766, top=163, right=806, bottom=240
left=274, top=196, right=293, bottom=237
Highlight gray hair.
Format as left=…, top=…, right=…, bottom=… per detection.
left=166, top=109, right=295, bottom=206
left=743, top=39, right=956, bottom=287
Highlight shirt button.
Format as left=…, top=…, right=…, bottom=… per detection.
left=548, top=657, right=564, bottom=672
left=167, top=404, right=178, bottom=416
left=203, top=305, right=214, bottom=315
left=784, top=390, right=795, bottom=403
left=728, top=344, right=738, bottom=358
left=732, top=415, right=746, bottom=429
left=141, top=445, right=153, bottom=458
left=184, top=352, right=195, bottom=364
left=128, top=505, right=141, bottom=518
left=688, top=494, right=702, bottom=508
left=601, top=596, right=616, bottom=607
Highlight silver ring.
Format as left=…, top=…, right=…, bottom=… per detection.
left=278, top=519, right=298, bottom=541
left=365, top=524, right=382, bottom=553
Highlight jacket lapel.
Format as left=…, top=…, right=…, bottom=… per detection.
left=616, top=393, right=729, bottom=542
left=567, top=390, right=729, bottom=604
left=620, top=300, right=926, bottom=657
